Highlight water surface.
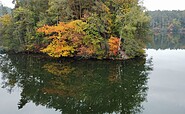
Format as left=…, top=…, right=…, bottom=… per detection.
left=1, top=47, right=185, bottom=114
left=0, top=54, right=152, bottom=114
left=143, top=49, right=185, bottom=114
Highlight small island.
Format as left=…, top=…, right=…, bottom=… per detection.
left=0, top=0, right=150, bottom=60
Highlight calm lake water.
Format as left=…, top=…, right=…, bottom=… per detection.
left=143, top=49, right=185, bottom=114
left=0, top=48, right=185, bottom=114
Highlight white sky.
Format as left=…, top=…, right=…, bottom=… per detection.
left=143, top=0, right=185, bottom=11
left=0, top=0, right=14, bottom=8
left=0, top=0, right=185, bottom=11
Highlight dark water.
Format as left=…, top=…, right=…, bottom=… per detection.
left=0, top=54, right=152, bottom=114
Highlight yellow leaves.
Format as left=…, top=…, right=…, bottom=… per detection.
left=37, top=20, right=85, bottom=36
left=38, top=20, right=87, bottom=58
left=41, top=39, right=75, bottom=57
left=37, top=20, right=103, bottom=58
left=0, top=14, right=11, bottom=26
left=108, top=36, right=120, bottom=56
left=37, top=22, right=67, bottom=35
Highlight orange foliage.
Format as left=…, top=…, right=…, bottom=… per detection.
left=108, top=36, right=120, bottom=56
left=37, top=22, right=71, bottom=35
left=37, top=20, right=86, bottom=57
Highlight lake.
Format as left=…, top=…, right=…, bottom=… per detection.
left=143, top=49, right=185, bottom=114
left=1, top=47, right=185, bottom=113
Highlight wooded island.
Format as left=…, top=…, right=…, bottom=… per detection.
left=0, top=0, right=150, bottom=59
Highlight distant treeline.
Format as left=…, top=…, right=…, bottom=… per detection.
left=148, top=10, right=185, bottom=33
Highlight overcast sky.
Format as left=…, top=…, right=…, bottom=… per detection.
left=0, top=0, right=14, bottom=8
left=143, top=0, right=185, bottom=11
left=1, top=0, right=185, bottom=11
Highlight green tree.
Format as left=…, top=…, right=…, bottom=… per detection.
left=0, top=0, right=150, bottom=59
left=0, top=14, right=15, bottom=50
left=12, top=7, right=35, bottom=51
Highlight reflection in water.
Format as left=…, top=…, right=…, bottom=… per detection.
left=0, top=54, right=153, bottom=114
left=148, top=32, right=185, bottom=49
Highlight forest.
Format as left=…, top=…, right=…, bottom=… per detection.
left=0, top=0, right=150, bottom=60
left=148, top=10, right=185, bottom=33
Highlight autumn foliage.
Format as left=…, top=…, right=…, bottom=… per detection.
left=0, top=0, right=150, bottom=59
left=37, top=20, right=103, bottom=58
left=37, top=20, right=125, bottom=58
left=108, top=37, right=120, bottom=56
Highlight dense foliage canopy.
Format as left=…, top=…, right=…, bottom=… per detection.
left=0, top=0, right=150, bottom=59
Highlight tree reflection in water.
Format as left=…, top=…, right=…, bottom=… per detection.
left=148, top=32, right=185, bottom=49
left=0, top=54, right=153, bottom=114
